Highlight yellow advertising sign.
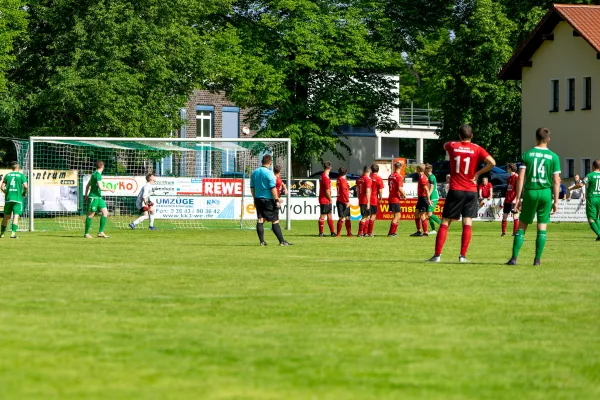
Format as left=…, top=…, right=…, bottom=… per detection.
left=0, top=169, right=78, bottom=186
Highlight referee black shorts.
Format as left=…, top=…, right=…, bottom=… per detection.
left=254, top=198, right=279, bottom=222
left=442, top=190, right=478, bottom=220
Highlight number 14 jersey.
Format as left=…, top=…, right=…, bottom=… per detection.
left=520, top=147, right=561, bottom=190
left=445, top=141, right=490, bottom=193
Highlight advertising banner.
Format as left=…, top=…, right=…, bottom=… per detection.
left=153, top=196, right=238, bottom=220
left=376, top=199, right=445, bottom=221
left=289, top=179, right=318, bottom=197
left=0, top=169, right=79, bottom=212
left=83, top=175, right=147, bottom=197
left=152, top=177, right=243, bottom=197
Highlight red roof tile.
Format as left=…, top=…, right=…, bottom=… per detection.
left=499, top=4, right=600, bottom=80
left=555, top=4, right=600, bottom=53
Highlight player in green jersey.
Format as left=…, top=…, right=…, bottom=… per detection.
left=571, top=159, right=600, bottom=240
left=84, top=161, right=113, bottom=239
left=506, top=128, right=561, bottom=266
left=425, top=164, right=441, bottom=235
left=1, top=162, right=28, bottom=239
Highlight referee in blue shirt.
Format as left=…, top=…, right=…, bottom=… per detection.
left=250, top=154, right=291, bottom=246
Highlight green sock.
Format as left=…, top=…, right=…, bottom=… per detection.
left=512, top=229, right=525, bottom=259
left=594, top=219, right=600, bottom=236
left=99, top=216, right=107, bottom=233
left=1, top=225, right=6, bottom=235
left=11, top=224, right=17, bottom=234
left=85, top=217, right=93, bottom=235
left=430, top=215, right=441, bottom=231
left=535, top=230, right=547, bottom=260
left=589, top=222, right=600, bottom=237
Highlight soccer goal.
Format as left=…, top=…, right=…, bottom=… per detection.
left=11, top=137, right=291, bottom=232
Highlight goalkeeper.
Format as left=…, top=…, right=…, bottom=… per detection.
left=129, top=174, right=157, bottom=230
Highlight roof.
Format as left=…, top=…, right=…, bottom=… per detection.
left=499, top=4, right=600, bottom=80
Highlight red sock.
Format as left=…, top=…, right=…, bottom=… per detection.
left=358, top=220, right=365, bottom=235
left=318, top=219, right=324, bottom=234
left=513, top=219, right=519, bottom=235
left=345, top=220, right=352, bottom=235
left=461, top=225, right=472, bottom=257
left=422, top=219, right=428, bottom=234
left=328, top=218, right=335, bottom=234
left=434, top=224, right=449, bottom=256
left=502, top=220, right=507, bottom=234
left=415, top=218, right=422, bottom=232
left=393, top=223, right=399, bottom=234
left=389, top=223, right=398, bottom=235
left=337, top=220, right=343, bottom=235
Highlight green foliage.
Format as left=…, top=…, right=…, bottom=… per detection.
left=4, top=0, right=233, bottom=138
left=211, top=0, right=406, bottom=168
left=0, top=0, right=26, bottom=93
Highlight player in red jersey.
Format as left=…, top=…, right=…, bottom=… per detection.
left=366, top=164, right=384, bottom=236
left=387, top=161, right=406, bottom=237
left=427, top=124, right=496, bottom=263
left=501, top=163, right=520, bottom=237
left=336, top=167, right=353, bottom=236
left=318, top=161, right=335, bottom=237
left=411, top=164, right=432, bottom=237
left=356, top=166, right=372, bottom=237
left=478, top=177, right=493, bottom=207
left=273, top=165, right=288, bottom=198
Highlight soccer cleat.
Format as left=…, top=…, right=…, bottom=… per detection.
left=357, top=234, right=364, bottom=237
left=0, top=234, right=4, bottom=238
left=429, top=230, right=437, bottom=235
left=346, top=233, right=353, bottom=237
left=279, top=241, right=293, bottom=246
left=330, top=232, right=336, bottom=237
left=388, top=233, right=397, bottom=237
left=501, top=233, right=506, bottom=237
left=260, top=242, right=268, bottom=246
left=458, top=255, right=468, bottom=263
left=336, top=234, right=341, bottom=237
left=512, top=233, right=517, bottom=237
left=505, top=258, right=517, bottom=265
left=129, top=223, right=135, bottom=230
left=423, top=233, right=429, bottom=237
left=318, top=233, right=325, bottom=237
left=10, top=234, right=17, bottom=239
left=426, top=255, right=441, bottom=263
left=149, top=226, right=158, bottom=231
left=533, top=258, right=541, bottom=266
left=97, top=232, right=110, bottom=238
left=410, top=231, right=423, bottom=237
left=596, top=236, right=600, bottom=241
left=84, top=234, right=93, bottom=239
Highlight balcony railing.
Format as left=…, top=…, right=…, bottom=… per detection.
left=399, top=102, right=441, bottom=128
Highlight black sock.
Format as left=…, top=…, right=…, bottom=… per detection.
left=272, top=223, right=285, bottom=243
left=256, top=222, right=265, bottom=243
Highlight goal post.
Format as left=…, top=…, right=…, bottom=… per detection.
left=14, top=137, right=292, bottom=232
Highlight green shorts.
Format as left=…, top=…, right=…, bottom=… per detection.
left=3, top=202, right=23, bottom=216
left=428, top=198, right=439, bottom=213
left=520, top=189, right=552, bottom=225
left=585, top=197, right=600, bottom=221
left=87, top=197, right=107, bottom=213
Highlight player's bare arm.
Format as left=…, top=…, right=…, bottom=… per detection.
left=552, top=173, right=561, bottom=214
left=22, top=182, right=28, bottom=197
left=1, top=181, right=5, bottom=193
left=399, top=187, right=406, bottom=200
left=270, top=187, right=280, bottom=202
left=377, top=188, right=383, bottom=204
left=326, top=188, right=332, bottom=203
left=472, top=155, right=496, bottom=184
left=366, top=188, right=371, bottom=207
left=515, top=168, right=526, bottom=211
left=84, top=181, right=91, bottom=202
left=282, top=183, right=288, bottom=195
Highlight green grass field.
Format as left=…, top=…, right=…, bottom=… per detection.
left=1, top=221, right=599, bottom=399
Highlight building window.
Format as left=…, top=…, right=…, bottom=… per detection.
left=582, top=158, right=591, bottom=176
left=566, top=78, right=575, bottom=111
left=565, top=158, right=575, bottom=178
left=550, top=80, right=559, bottom=112
left=196, top=110, right=213, bottom=138
left=583, top=77, right=592, bottom=110
left=196, top=106, right=215, bottom=176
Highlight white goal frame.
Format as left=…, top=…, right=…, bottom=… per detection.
left=26, top=136, right=292, bottom=231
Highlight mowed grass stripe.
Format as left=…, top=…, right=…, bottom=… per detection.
left=0, top=221, right=599, bottom=399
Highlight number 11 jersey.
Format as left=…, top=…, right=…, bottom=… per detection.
left=445, top=141, right=490, bottom=193
left=520, top=147, right=561, bottom=190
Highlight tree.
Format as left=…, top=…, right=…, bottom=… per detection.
left=0, top=0, right=26, bottom=92
left=4, top=0, right=233, bottom=138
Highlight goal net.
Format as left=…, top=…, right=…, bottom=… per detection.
left=11, top=137, right=291, bottom=231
